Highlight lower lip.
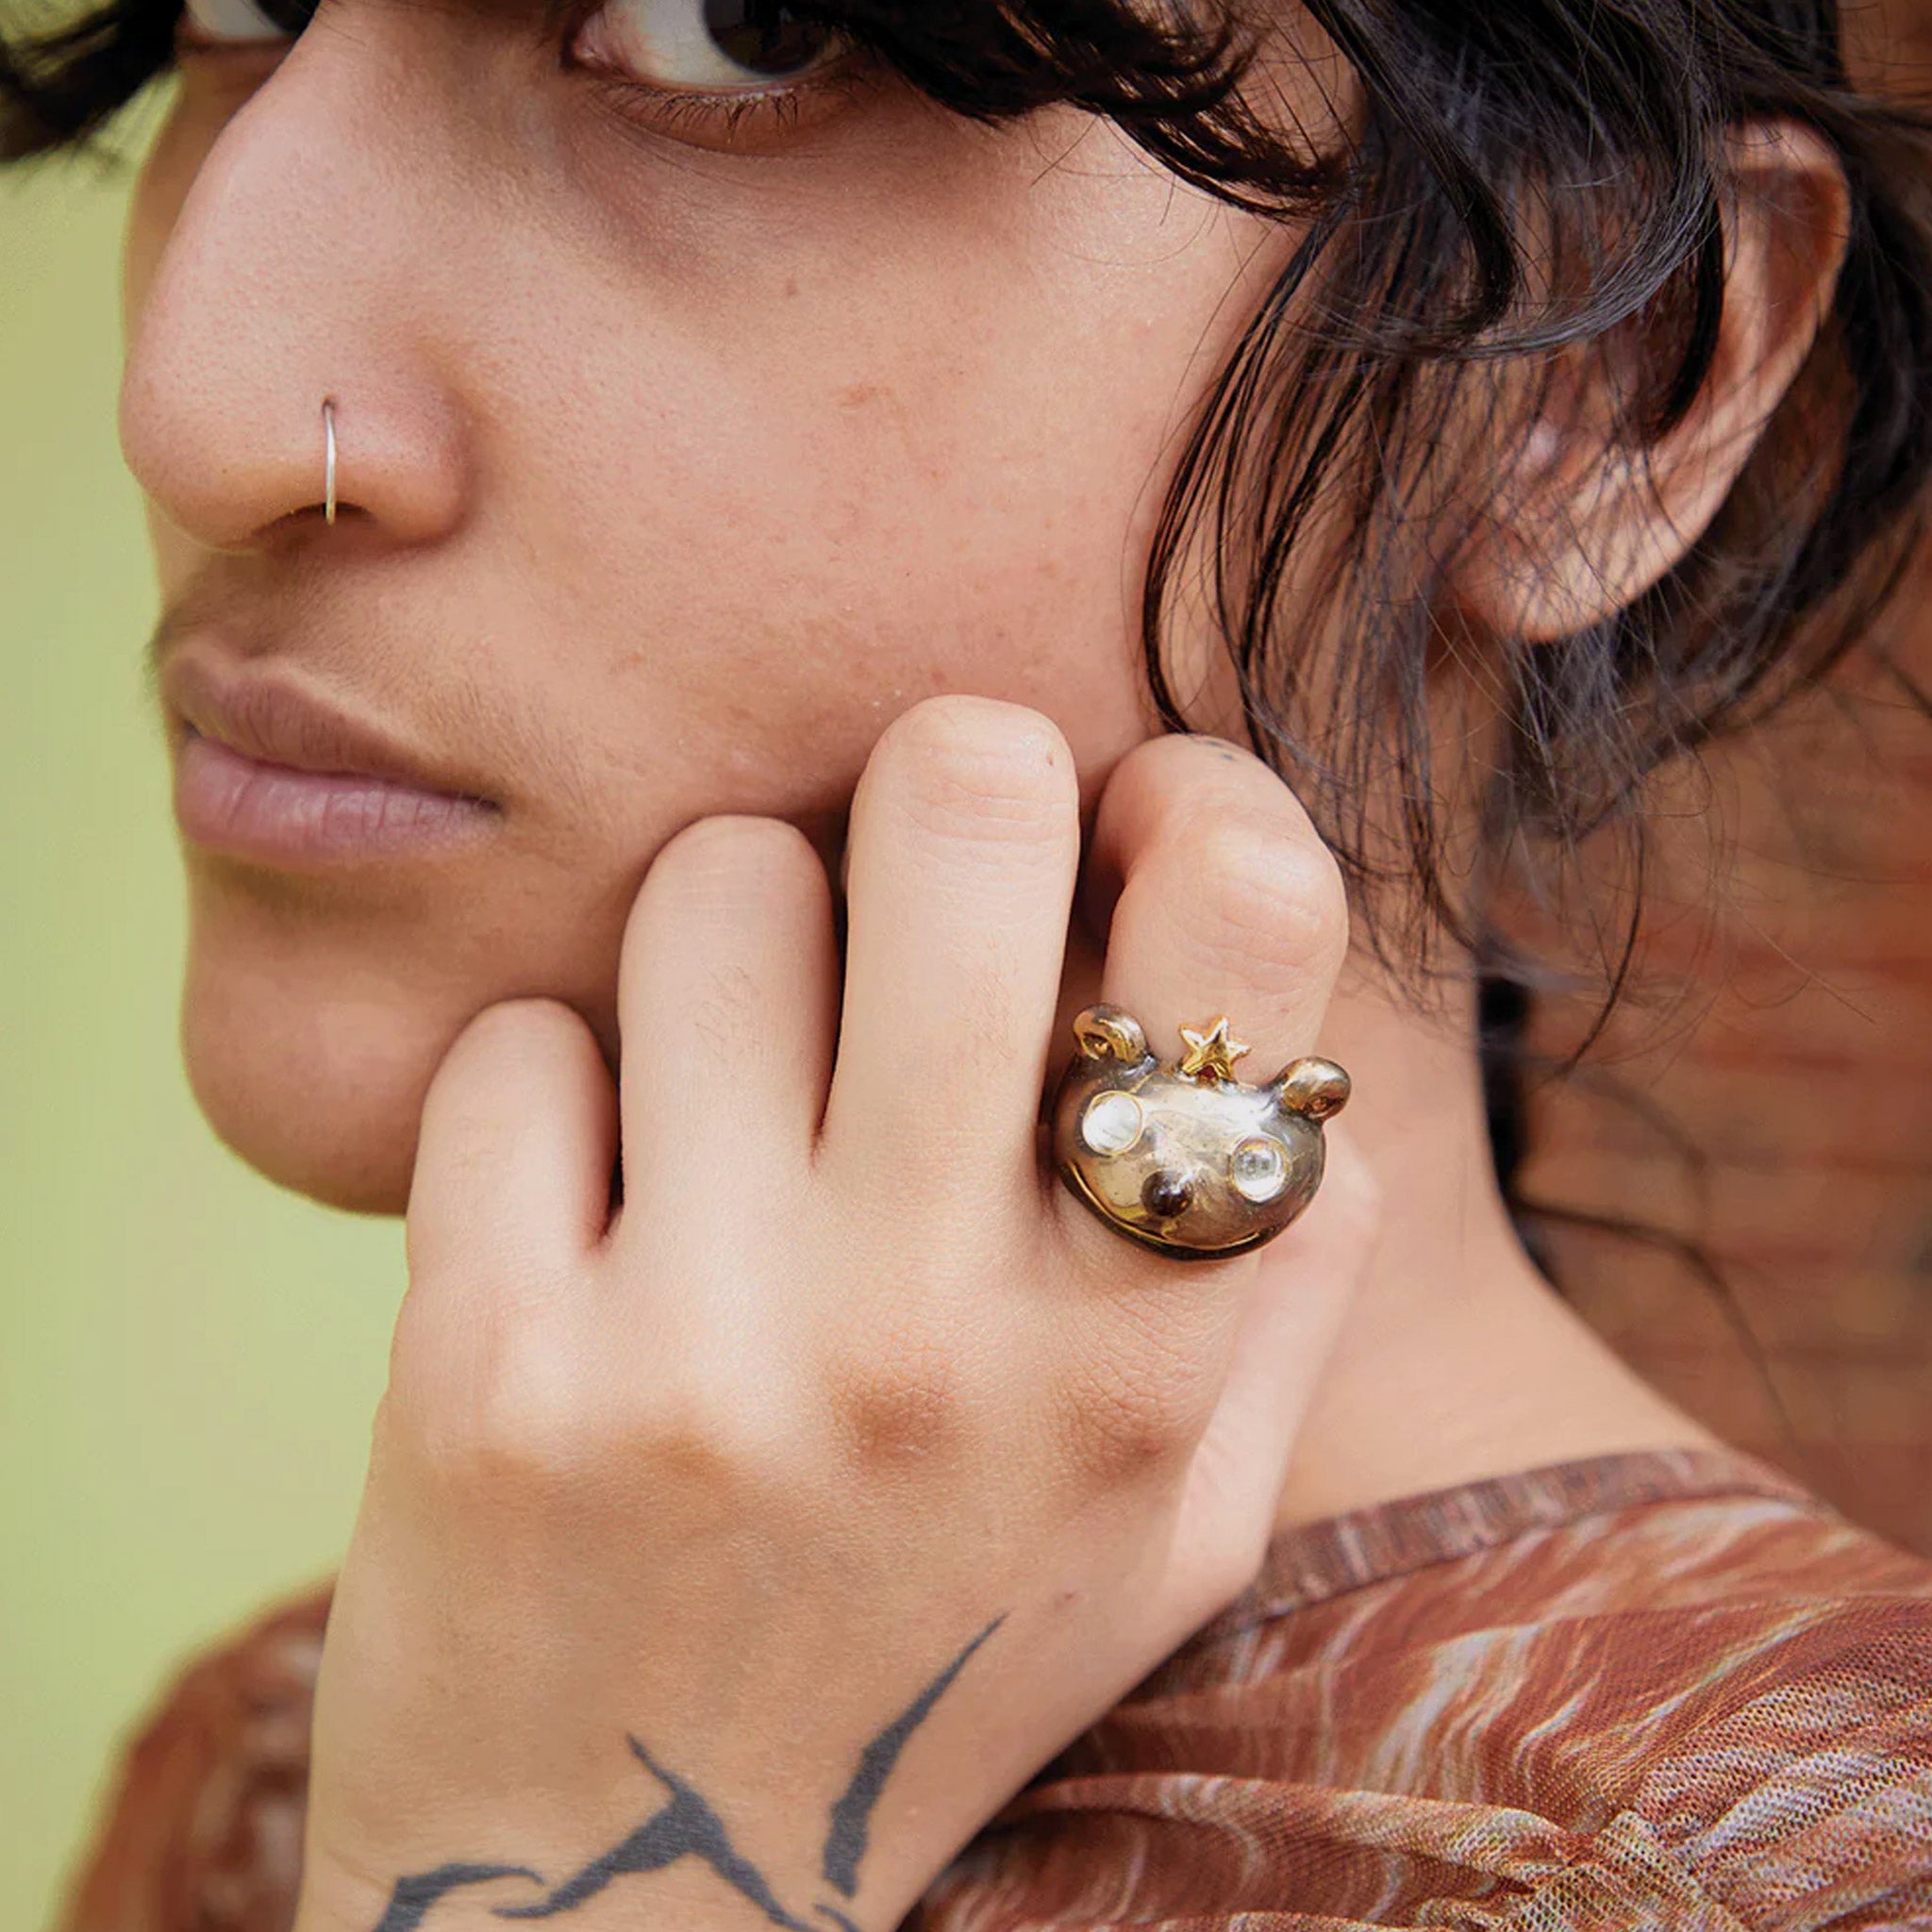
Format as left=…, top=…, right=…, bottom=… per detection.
left=174, top=730, right=499, bottom=867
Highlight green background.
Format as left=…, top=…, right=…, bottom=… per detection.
left=1, top=120, right=403, bottom=1932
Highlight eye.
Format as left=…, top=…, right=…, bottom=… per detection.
left=1228, top=1137, right=1289, bottom=1204
left=179, top=0, right=312, bottom=44
left=1079, top=1092, right=1145, bottom=1159
left=572, top=0, right=843, bottom=92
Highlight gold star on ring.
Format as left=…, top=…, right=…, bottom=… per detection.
left=1177, top=1016, right=1251, bottom=1084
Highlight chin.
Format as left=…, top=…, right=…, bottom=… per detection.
left=175, top=845, right=637, bottom=1215
left=179, top=912, right=464, bottom=1217
left=181, top=980, right=429, bottom=1215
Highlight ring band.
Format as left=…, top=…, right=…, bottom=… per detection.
left=1051, top=1005, right=1349, bottom=1261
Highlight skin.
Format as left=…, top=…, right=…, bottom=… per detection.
left=125, top=15, right=1292, bottom=1208
left=115, top=2, right=1855, bottom=1924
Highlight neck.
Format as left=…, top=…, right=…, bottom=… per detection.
left=1271, top=963, right=1723, bottom=1535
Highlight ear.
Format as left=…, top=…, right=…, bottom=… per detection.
left=1073, top=1005, right=1150, bottom=1064
left=1451, top=122, right=1850, bottom=642
left=1270, top=1057, right=1351, bottom=1122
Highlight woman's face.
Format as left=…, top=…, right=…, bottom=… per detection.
left=121, top=0, right=1298, bottom=1211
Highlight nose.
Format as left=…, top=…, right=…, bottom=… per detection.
left=120, top=31, right=470, bottom=553
left=1141, top=1169, right=1195, bottom=1221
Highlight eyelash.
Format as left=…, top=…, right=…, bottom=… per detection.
left=173, top=3, right=876, bottom=153
left=564, top=34, right=878, bottom=152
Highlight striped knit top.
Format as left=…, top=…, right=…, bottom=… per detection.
left=56, top=1451, right=1932, bottom=1932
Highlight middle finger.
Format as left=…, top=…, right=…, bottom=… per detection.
left=820, top=696, right=1080, bottom=1192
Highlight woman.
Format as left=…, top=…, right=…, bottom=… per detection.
left=8, top=0, right=1932, bottom=1927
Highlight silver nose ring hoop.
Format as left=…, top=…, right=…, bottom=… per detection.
left=322, top=397, right=339, bottom=525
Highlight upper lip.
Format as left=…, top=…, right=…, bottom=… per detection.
left=162, top=650, right=493, bottom=803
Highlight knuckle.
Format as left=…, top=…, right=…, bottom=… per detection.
left=872, top=697, right=1076, bottom=847
left=657, top=1388, right=801, bottom=1530
left=1176, top=811, right=1349, bottom=981
left=825, top=1343, right=964, bottom=1469
left=1056, top=1334, right=1215, bottom=1485
left=384, top=1315, right=596, bottom=1495
left=633, top=1386, right=747, bottom=1478
left=383, top=1318, right=792, bottom=1529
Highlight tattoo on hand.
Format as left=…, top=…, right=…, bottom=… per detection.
left=367, top=1615, right=1007, bottom=1932
left=820, top=1612, right=1001, bottom=1899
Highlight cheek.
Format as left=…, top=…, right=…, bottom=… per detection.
left=157, top=98, right=1282, bottom=1215
left=468, top=125, right=1271, bottom=805
left=179, top=884, right=446, bottom=1213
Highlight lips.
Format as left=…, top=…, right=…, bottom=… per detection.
left=161, top=650, right=501, bottom=867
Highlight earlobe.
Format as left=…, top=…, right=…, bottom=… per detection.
left=1450, top=121, right=1851, bottom=644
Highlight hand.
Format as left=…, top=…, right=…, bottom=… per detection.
left=296, top=700, right=1376, bottom=1932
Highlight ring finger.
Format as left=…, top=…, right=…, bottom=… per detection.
left=1060, top=732, right=1351, bottom=1277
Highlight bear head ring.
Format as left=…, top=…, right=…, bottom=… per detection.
left=1050, top=1004, right=1350, bottom=1261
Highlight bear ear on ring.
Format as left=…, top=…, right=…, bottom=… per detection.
left=1271, top=1058, right=1351, bottom=1122
left=1073, top=1005, right=1150, bottom=1066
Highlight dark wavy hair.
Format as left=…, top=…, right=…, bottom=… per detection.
left=6, top=0, right=1932, bottom=1223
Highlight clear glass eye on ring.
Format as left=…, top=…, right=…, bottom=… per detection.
left=1079, top=1091, right=1145, bottom=1158
left=1229, top=1137, right=1289, bottom=1204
